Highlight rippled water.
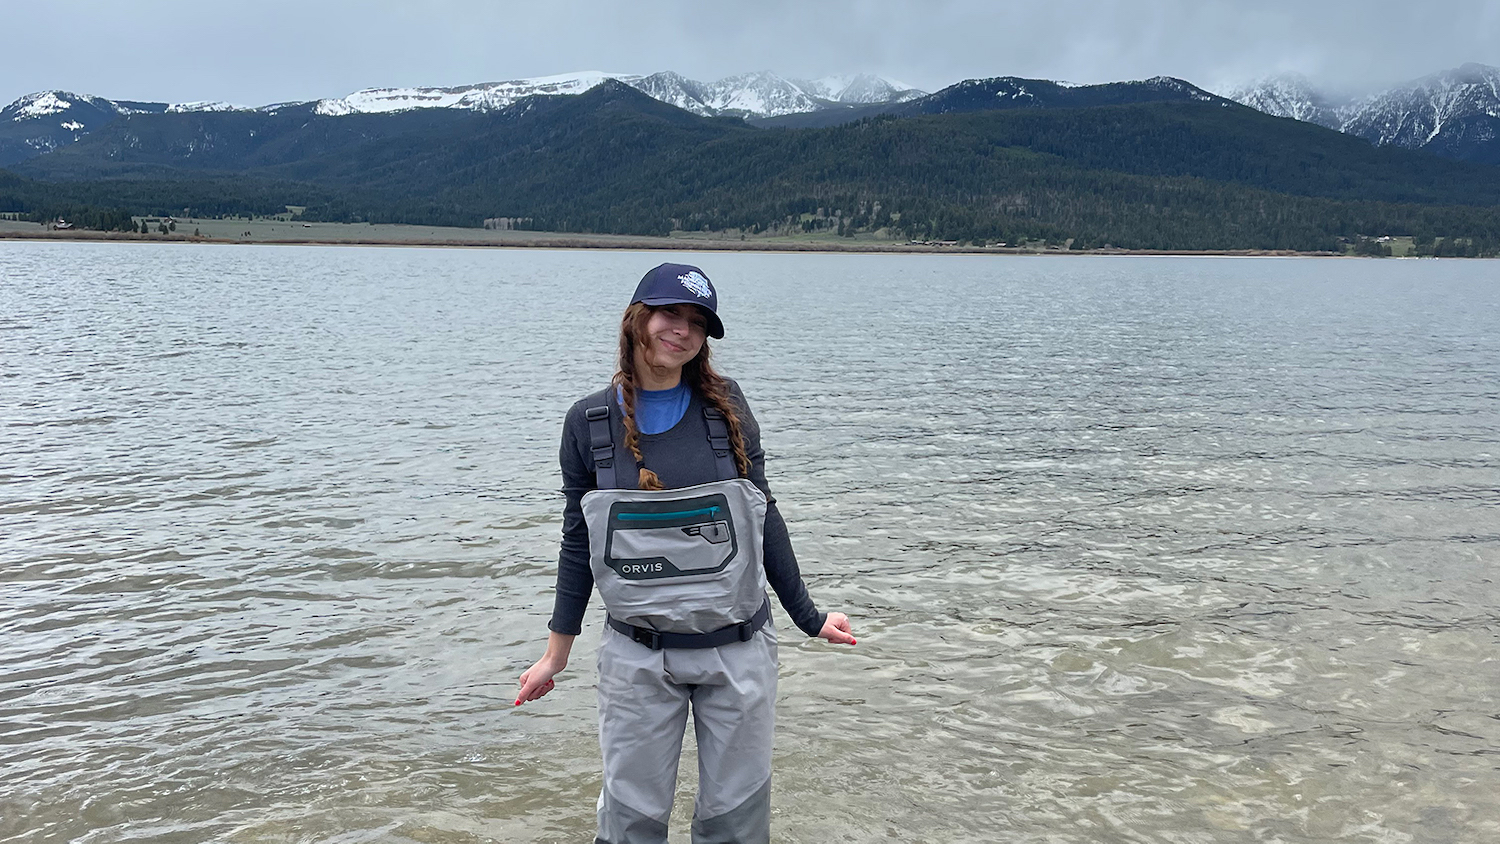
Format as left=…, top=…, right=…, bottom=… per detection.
left=2, top=242, right=1497, bottom=843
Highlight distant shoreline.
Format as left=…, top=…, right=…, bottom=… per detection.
left=0, top=224, right=1341, bottom=258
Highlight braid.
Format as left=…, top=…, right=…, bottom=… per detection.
left=615, top=306, right=663, bottom=490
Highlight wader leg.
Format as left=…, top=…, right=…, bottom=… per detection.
left=596, top=627, right=691, bottom=844
left=688, top=625, right=778, bottom=844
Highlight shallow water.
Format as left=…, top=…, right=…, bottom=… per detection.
left=2, top=242, right=1497, bottom=843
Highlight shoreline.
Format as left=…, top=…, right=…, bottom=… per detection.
left=0, top=226, right=1340, bottom=258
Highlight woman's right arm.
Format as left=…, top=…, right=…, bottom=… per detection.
left=549, top=400, right=597, bottom=634
left=516, top=400, right=597, bottom=705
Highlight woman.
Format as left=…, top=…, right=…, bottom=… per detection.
left=516, top=262, right=855, bottom=844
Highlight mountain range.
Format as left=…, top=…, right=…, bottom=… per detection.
left=5, top=64, right=1500, bottom=168
left=0, top=71, right=924, bottom=167
left=4, top=67, right=1499, bottom=255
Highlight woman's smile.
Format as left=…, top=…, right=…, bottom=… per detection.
left=638, top=303, right=707, bottom=379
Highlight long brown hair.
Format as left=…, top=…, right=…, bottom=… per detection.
left=612, top=302, right=750, bottom=490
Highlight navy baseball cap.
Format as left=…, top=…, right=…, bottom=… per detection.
left=631, top=263, right=724, bottom=338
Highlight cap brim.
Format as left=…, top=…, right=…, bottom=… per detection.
left=638, top=297, right=724, bottom=338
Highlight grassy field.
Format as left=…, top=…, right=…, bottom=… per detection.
left=0, top=216, right=973, bottom=253
left=0, top=216, right=1384, bottom=257
left=138, top=216, right=666, bottom=246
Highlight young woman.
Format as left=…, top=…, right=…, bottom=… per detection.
left=516, top=262, right=855, bottom=844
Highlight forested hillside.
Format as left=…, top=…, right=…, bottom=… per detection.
left=6, top=80, right=1499, bottom=254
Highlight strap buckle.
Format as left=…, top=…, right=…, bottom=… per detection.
left=587, top=406, right=614, bottom=468
left=736, top=620, right=755, bottom=642
left=630, top=626, right=663, bottom=650
left=702, top=406, right=733, bottom=460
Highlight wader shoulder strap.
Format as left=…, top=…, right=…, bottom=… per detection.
left=590, top=392, right=734, bottom=488
left=703, top=406, right=738, bottom=480
left=585, top=404, right=616, bottom=490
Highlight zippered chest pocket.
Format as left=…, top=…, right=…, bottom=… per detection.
left=603, top=492, right=738, bottom=580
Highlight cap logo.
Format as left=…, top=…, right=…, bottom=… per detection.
left=678, top=271, right=712, bottom=299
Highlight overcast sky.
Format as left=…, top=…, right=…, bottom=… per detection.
left=7, top=0, right=1498, bottom=107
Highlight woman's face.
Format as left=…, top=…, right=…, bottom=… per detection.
left=639, top=304, right=708, bottom=373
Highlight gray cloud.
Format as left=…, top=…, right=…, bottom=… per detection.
left=4, top=0, right=1498, bottom=107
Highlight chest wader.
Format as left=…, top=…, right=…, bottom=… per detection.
left=584, top=401, right=777, bottom=844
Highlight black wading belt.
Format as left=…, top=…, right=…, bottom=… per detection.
left=606, top=599, right=771, bottom=650
left=586, top=395, right=767, bottom=649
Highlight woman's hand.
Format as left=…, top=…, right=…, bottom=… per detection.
left=817, top=612, right=856, bottom=645
left=516, top=657, right=562, bottom=705
left=515, top=632, right=576, bottom=706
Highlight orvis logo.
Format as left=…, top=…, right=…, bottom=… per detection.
left=678, top=271, right=712, bottom=299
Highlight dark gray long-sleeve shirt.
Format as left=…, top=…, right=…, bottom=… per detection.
left=548, top=380, right=827, bottom=638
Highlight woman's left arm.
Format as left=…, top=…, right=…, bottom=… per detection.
left=762, top=504, right=829, bottom=636
left=734, top=383, right=855, bottom=645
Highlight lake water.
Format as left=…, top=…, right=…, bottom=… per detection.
left=1, top=242, right=1497, bottom=844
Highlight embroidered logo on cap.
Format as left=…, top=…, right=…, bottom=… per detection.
left=678, top=271, right=712, bottom=299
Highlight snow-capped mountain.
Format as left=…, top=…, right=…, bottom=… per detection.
left=167, top=101, right=250, bottom=113
left=312, top=71, right=634, bottom=116
left=1341, top=63, right=1500, bottom=157
left=696, top=71, right=824, bottom=117
left=636, top=70, right=925, bottom=116
left=1223, top=73, right=1343, bottom=127
left=0, top=91, right=169, bottom=166
left=628, top=72, right=714, bottom=115
left=311, top=70, right=925, bottom=119
left=1224, top=63, right=1500, bottom=164
left=796, top=73, right=925, bottom=105
left=763, top=73, right=1235, bottom=129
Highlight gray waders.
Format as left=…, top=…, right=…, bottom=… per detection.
left=582, top=402, right=776, bottom=844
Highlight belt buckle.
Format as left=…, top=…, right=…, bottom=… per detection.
left=633, top=627, right=663, bottom=650
left=736, top=620, right=754, bottom=642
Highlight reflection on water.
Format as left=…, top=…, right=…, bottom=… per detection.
left=2, top=243, right=1497, bottom=843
